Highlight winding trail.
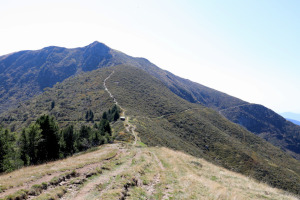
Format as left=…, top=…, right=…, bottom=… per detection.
left=103, top=70, right=138, bottom=145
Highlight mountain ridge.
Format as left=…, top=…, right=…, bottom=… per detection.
left=0, top=41, right=299, bottom=160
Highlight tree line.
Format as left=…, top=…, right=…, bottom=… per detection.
left=0, top=105, right=120, bottom=173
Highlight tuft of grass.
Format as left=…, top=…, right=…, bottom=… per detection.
left=0, top=185, right=7, bottom=193
left=28, top=183, right=48, bottom=196
left=4, top=189, right=28, bottom=200
left=33, top=186, right=66, bottom=200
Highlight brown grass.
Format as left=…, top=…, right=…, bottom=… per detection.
left=0, top=143, right=298, bottom=200
left=0, top=144, right=118, bottom=191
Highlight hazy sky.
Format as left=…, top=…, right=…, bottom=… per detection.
left=1, top=0, right=299, bottom=113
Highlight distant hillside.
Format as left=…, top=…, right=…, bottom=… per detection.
left=1, top=65, right=300, bottom=195
left=287, top=118, right=300, bottom=126
left=220, top=104, right=300, bottom=160
left=281, top=112, right=300, bottom=121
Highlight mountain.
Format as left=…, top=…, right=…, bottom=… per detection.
left=0, top=41, right=299, bottom=162
left=287, top=119, right=300, bottom=126
left=1, top=65, right=300, bottom=195
left=0, top=41, right=246, bottom=115
left=0, top=41, right=116, bottom=114
left=0, top=143, right=297, bottom=200
left=220, top=104, right=300, bottom=160
left=281, top=112, right=300, bottom=122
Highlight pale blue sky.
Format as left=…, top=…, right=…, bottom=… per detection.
left=0, top=0, right=299, bottom=113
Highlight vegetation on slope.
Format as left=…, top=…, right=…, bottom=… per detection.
left=220, top=104, right=300, bottom=160
left=0, top=105, right=119, bottom=173
left=105, top=65, right=300, bottom=194
left=0, top=41, right=115, bottom=114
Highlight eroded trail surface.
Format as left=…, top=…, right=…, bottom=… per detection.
left=1, top=145, right=298, bottom=200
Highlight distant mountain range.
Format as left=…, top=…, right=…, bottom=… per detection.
left=0, top=42, right=300, bottom=194
left=281, top=112, right=300, bottom=121
left=279, top=112, right=300, bottom=126
left=286, top=119, right=300, bottom=126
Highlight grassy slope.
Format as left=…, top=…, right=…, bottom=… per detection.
left=221, top=104, right=300, bottom=160
left=110, top=49, right=300, bottom=161
left=1, top=65, right=300, bottom=194
left=0, top=68, right=115, bottom=131
left=0, top=143, right=298, bottom=200
left=106, top=65, right=300, bottom=194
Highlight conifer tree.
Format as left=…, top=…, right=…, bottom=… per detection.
left=26, top=123, right=42, bottom=164
left=19, top=129, right=29, bottom=165
left=59, top=125, right=77, bottom=157
left=0, top=128, right=18, bottom=172
left=36, top=115, right=59, bottom=162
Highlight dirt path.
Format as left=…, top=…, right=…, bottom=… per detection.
left=70, top=152, right=132, bottom=200
left=103, top=70, right=138, bottom=146
left=70, top=149, right=140, bottom=200
left=125, top=118, right=138, bottom=146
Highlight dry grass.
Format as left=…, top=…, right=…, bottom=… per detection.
left=0, top=143, right=298, bottom=200
left=0, top=144, right=118, bottom=190
left=153, top=147, right=298, bottom=200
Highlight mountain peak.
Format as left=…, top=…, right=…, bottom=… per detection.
left=87, top=41, right=108, bottom=48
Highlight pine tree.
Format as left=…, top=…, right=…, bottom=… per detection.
left=60, top=125, right=77, bottom=157
left=77, top=125, right=92, bottom=151
left=102, top=111, right=108, bottom=120
left=19, top=129, right=29, bottom=165
left=85, top=109, right=94, bottom=122
left=113, top=111, right=120, bottom=121
left=51, top=100, right=55, bottom=110
left=26, top=123, right=42, bottom=164
left=0, top=128, right=6, bottom=172
left=0, top=128, right=17, bottom=172
left=36, top=115, right=59, bottom=162
left=99, top=119, right=112, bottom=136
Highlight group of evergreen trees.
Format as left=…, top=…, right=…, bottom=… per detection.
left=0, top=105, right=120, bottom=173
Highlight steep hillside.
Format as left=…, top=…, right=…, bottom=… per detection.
left=1, top=143, right=297, bottom=200
left=1, top=65, right=300, bottom=195
left=220, top=104, right=300, bottom=160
